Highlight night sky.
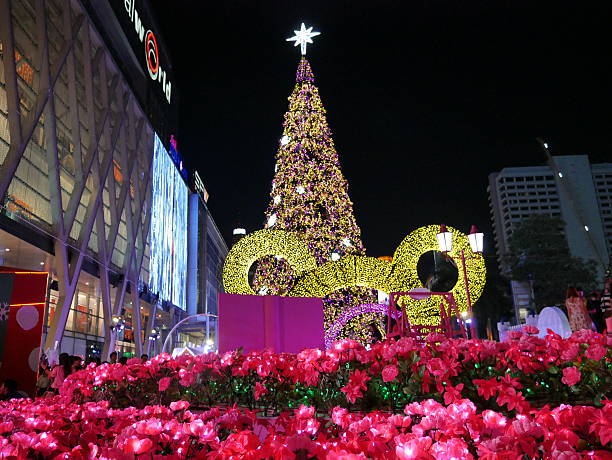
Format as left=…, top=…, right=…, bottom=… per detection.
left=150, top=0, right=612, bottom=259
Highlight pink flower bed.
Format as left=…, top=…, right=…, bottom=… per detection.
left=0, top=329, right=610, bottom=457
left=0, top=397, right=611, bottom=458
left=61, top=329, right=611, bottom=415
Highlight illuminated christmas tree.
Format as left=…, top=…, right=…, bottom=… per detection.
left=253, top=48, right=376, bottom=340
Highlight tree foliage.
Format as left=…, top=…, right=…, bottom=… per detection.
left=506, top=215, right=597, bottom=309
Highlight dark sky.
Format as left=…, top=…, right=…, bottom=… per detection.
left=150, top=0, right=612, bottom=258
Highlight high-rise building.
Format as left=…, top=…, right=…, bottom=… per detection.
left=0, top=0, right=221, bottom=361
left=185, top=172, right=228, bottom=351
left=488, top=155, right=612, bottom=319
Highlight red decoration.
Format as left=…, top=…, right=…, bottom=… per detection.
left=0, top=270, right=48, bottom=397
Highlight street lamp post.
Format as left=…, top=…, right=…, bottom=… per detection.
left=437, top=224, right=484, bottom=339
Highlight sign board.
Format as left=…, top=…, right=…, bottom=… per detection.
left=118, top=0, right=173, bottom=103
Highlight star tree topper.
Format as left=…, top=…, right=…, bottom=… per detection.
left=286, top=23, right=320, bottom=55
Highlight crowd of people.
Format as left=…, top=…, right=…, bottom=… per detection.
left=0, top=351, right=149, bottom=401
left=565, top=279, right=611, bottom=334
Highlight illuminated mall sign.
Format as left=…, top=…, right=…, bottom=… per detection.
left=123, top=0, right=172, bottom=104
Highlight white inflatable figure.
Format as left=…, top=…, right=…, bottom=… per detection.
left=537, top=307, right=572, bottom=339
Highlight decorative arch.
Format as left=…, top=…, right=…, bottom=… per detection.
left=325, top=303, right=401, bottom=347
left=222, top=229, right=317, bottom=295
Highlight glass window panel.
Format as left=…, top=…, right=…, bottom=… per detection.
left=66, top=308, right=75, bottom=331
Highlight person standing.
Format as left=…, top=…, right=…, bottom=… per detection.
left=70, top=356, right=83, bottom=372
left=587, top=291, right=605, bottom=333
left=36, top=359, right=51, bottom=397
left=601, top=280, right=611, bottom=333
left=565, top=287, right=592, bottom=332
left=49, top=353, right=71, bottom=394
left=0, top=379, right=28, bottom=400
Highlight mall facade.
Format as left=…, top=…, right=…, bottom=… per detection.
left=0, top=0, right=227, bottom=360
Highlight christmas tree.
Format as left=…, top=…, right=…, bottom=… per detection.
left=253, top=55, right=376, bottom=340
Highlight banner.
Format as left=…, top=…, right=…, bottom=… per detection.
left=0, top=271, right=48, bottom=397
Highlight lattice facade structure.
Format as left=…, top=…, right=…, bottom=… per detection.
left=0, top=0, right=161, bottom=357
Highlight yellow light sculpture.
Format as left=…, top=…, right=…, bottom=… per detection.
left=222, top=229, right=317, bottom=295
left=391, top=225, right=486, bottom=325
left=289, top=255, right=406, bottom=297
left=222, top=225, right=486, bottom=327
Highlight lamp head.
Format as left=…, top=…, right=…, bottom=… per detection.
left=436, top=224, right=453, bottom=253
left=468, top=225, right=484, bottom=253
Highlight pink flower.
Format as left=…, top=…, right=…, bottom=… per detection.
left=158, top=377, right=172, bottom=392
left=186, top=419, right=216, bottom=440
left=382, top=364, right=399, bottom=382
left=341, top=369, right=370, bottom=404
left=585, top=344, right=606, bottom=361
left=560, top=343, right=580, bottom=362
left=170, top=400, right=190, bottom=411
left=10, top=432, right=31, bottom=449
left=122, top=436, right=153, bottom=454
left=395, top=435, right=434, bottom=460
left=326, top=449, right=367, bottom=460
left=561, top=367, right=581, bottom=387
left=507, top=330, right=524, bottom=340
left=425, top=332, right=446, bottom=343
left=179, top=370, right=196, bottom=387
left=295, top=404, right=315, bottom=419
left=482, top=410, right=507, bottom=430
left=135, top=418, right=163, bottom=436
left=254, top=382, right=268, bottom=401
left=286, top=433, right=316, bottom=454
left=331, top=406, right=349, bottom=427
left=430, top=438, right=473, bottom=460
left=0, top=421, right=13, bottom=434
left=496, top=387, right=528, bottom=412
left=443, top=383, right=464, bottom=405
left=473, top=378, right=499, bottom=400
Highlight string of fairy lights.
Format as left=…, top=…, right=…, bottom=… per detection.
left=251, top=56, right=376, bottom=340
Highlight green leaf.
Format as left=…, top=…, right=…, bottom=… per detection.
left=594, top=393, right=604, bottom=407
left=547, top=366, right=559, bottom=375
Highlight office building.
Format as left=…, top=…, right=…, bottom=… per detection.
left=488, top=155, right=612, bottom=318
left=183, top=173, right=228, bottom=351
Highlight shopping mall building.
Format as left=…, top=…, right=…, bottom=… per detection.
left=0, top=0, right=227, bottom=360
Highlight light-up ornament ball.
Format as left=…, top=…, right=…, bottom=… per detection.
left=281, top=135, right=291, bottom=145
